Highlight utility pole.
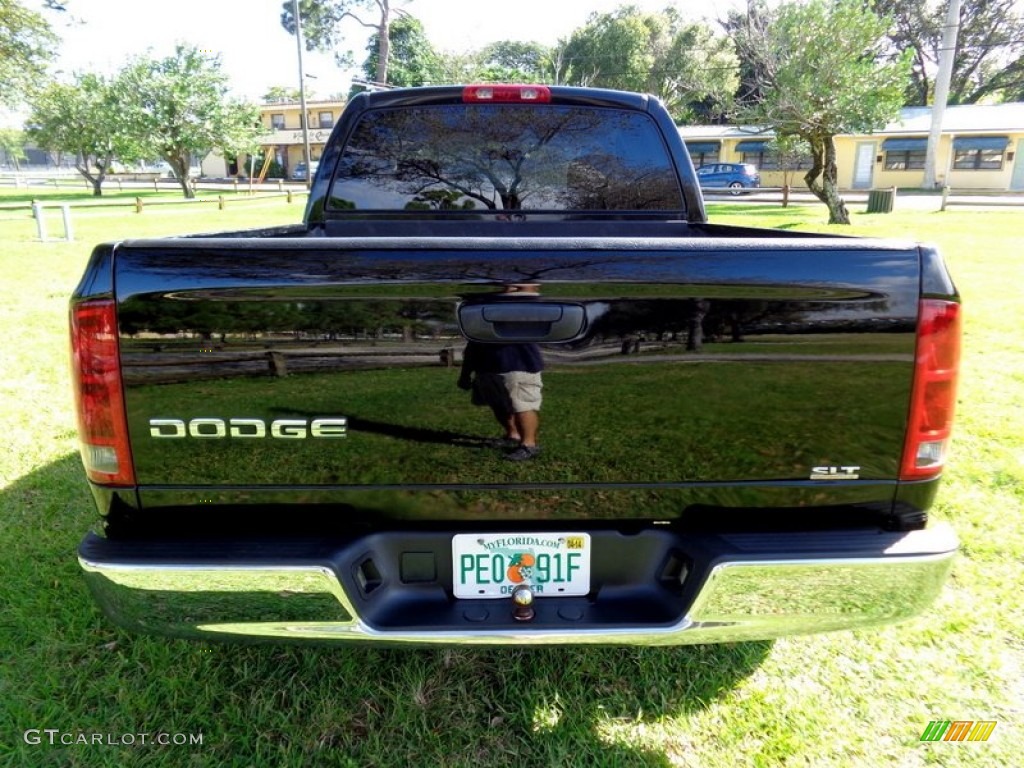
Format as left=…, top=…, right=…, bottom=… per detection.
left=924, top=0, right=961, bottom=189
left=293, top=0, right=313, bottom=190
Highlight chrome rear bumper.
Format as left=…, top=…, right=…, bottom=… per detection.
left=79, top=524, right=957, bottom=645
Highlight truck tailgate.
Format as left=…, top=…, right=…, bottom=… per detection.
left=113, top=235, right=920, bottom=522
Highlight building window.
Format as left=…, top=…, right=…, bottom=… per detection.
left=735, top=139, right=811, bottom=172
left=744, top=151, right=811, bottom=171
left=951, top=136, right=1009, bottom=170
left=685, top=142, right=721, bottom=168
left=690, top=151, right=719, bottom=167
left=318, top=111, right=334, bottom=129
left=742, top=151, right=768, bottom=168
left=884, top=150, right=926, bottom=170
left=271, top=113, right=285, bottom=130
left=736, top=141, right=768, bottom=169
left=953, top=148, right=1005, bottom=170
left=881, top=138, right=927, bottom=170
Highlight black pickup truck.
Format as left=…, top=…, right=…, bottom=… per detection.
left=71, top=85, right=960, bottom=645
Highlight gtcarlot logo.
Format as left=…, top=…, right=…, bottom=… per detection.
left=24, top=729, right=203, bottom=747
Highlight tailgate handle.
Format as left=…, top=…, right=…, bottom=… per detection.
left=459, top=302, right=586, bottom=342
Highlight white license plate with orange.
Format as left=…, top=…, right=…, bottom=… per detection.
left=452, top=533, right=591, bottom=599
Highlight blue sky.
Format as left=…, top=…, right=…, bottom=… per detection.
left=44, top=0, right=739, bottom=101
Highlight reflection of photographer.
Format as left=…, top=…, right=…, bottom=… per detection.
left=458, top=341, right=543, bottom=461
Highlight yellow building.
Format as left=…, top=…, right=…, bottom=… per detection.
left=679, top=102, right=1024, bottom=192
left=253, top=98, right=346, bottom=178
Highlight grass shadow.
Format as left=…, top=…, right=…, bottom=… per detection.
left=1, top=453, right=771, bottom=767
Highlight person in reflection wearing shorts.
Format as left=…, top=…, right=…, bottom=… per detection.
left=458, top=340, right=544, bottom=461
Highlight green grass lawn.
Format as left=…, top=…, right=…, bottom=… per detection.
left=1, top=199, right=1021, bottom=766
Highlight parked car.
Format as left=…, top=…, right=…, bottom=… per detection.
left=291, top=161, right=319, bottom=181
left=696, top=162, right=761, bottom=194
left=146, top=161, right=201, bottom=179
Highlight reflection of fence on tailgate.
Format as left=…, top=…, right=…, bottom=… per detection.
left=119, top=340, right=679, bottom=384
left=123, top=338, right=876, bottom=385
left=119, top=347, right=464, bottom=385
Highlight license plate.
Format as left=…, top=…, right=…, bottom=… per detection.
left=452, top=532, right=591, bottom=599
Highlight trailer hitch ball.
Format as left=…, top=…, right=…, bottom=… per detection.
left=511, top=585, right=535, bottom=622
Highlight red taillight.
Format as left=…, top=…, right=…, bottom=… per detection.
left=70, top=299, right=135, bottom=485
left=901, top=299, right=961, bottom=480
left=462, top=84, right=552, bottom=103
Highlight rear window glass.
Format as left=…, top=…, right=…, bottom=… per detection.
left=329, top=104, right=683, bottom=214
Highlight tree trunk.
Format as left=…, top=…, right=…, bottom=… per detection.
left=376, top=1, right=390, bottom=85
left=177, top=175, right=195, bottom=199
left=76, top=160, right=103, bottom=197
left=167, top=153, right=195, bottom=199
left=803, top=135, right=850, bottom=225
left=76, top=172, right=104, bottom=196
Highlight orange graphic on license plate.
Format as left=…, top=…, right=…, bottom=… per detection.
left=507, top=553, right=536, bottom=583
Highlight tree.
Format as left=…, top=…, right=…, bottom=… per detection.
left=26, top=74, right=142, bottom=196
left=119, top=46, right=262, bottom=198
left=558, top=7, right=661, bottom=92
left=876, top=0, right=1024, bottom=105
left=0, top=128, right=27, bottom=170
left=655, top=17, right=740, bottom=123
left=281, top=0, right=408, bottom=86
left=358, top=14, right=439, bottom=90
left=262, top=85, right=311, bottom=102
left=731, top=0, right=910, bottom=224
left=472, top=41, right=553, bottom=83
left=427, top=50, right=477, bottom=85
left=556, top=6, right=738, bottom=124
left=765, top=135, right=811, bottom=190
left=0, top=0, right=58, bottom=106
left=424, top=41, right=556, bottom=86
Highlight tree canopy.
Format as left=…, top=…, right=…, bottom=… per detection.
left=282, top=1, right=1024, bottom=112
left=349, top=16, right=558, bottom=89
left=281, top=0, right=407, bottom=86
left=876, top=0, right=1024, bottom=106
left=117, top=46, right=262, bottom=198
left=0, top=127, right=27, bottom=170
left=357, top=14, right=438, bottom=90
left=26, top=73, right=143, bottom=196
left=730, top=0, right=910, bottom=224
left=0, top=0, right=58, bottom=106
left=263, top=85, right=311, bottom=103
left=26, top=46, right=260, bottom=198
left=556, top=6, right=738, bottom=123
left=473, top=41, right=552, bottom=84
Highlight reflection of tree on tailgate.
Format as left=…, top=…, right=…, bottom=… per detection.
left=118, top=296, right=453, bottom=344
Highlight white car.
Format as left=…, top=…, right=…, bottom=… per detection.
left=291, top=161, right=319, bottom=181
